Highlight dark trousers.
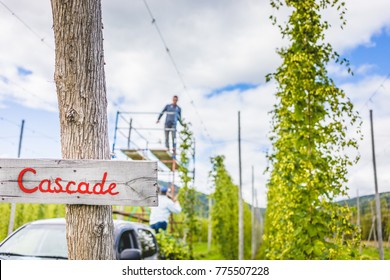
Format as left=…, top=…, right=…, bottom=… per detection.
left=164, top=124, right=176, bottom=149
left=150, top=221, right=168, bottom=233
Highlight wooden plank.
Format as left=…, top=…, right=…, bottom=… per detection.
left=150, top=149, right=173, bottom=161
left=150, top=149, right=179, bottom=171
left=0, top=159, right=158, bottom=206
left=113, top=210, right=149, bottom=223
left=161, top=160, right=174, bottom=171
left=121, top=149, right=147, bottom=161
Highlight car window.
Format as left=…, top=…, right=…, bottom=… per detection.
left=137, top=229, right=157, bottom=258
left=118, top=230, right=138, bottom=253
left=0, top=224, right=67, bottom=258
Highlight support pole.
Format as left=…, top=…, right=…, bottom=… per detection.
left=169, top=146, right=177, bottom=233
left=357, top=189, right=362, bottom=254
left=111, top=111, right=120, bottom=158
left=256, top=189, right=263, bottom=242
left=368, top=202, right=377, bottom=243
left=192, top=138, right=196, bottom=184
left=171, top=151, right=176, bottom=196
left=171, top=110, right=178, bottom=197
left=208, top=196, right=212, bottom=252
left=127, top=118, right=133, bottom=149
left=238, top=111, right=244, bottom=260
left=8, top=119, right=25, bottom=235
left=370, top=109, right=384, bottom=260
left=17, top=120, right=25, bottom=158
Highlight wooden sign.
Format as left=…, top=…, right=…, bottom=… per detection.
left=0, top=159, right=158, bottom=206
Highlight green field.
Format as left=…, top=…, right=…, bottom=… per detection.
left=2, top=202, right=389, bottom=260
left=192, top=241, right=390, bottom=260
left=193, top=242, right=224, bottom=260
left=360, top=242, right=390, bottom=260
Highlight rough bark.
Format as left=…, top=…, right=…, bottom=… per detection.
left=51, top=0, right=114, bottom=260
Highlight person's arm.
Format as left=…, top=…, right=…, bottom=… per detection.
left=167, top=199, right=182, bottom=214
left=156, top=105, right=168, bottom=123
left=177, top=107, right=183, bottom=126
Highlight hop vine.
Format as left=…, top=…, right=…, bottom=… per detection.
left=263, top=0, right=361, bottom=259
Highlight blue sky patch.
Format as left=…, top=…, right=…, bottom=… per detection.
left=206, top=82, right=259, bottom=98
left=17, top=66, right=33, bottom=77
left=345, top=29, right=390, bottom=77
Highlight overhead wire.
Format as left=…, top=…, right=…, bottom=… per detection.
left=0, top=115, right=20, bottom=127
left=0, top=117, right=56, bottom=156
left=357, top=73, right=390, bottom=113
left=2, top=1, right=123, bottom=116
left=0, top=137, right=42, bottom=157
left=0, top=0, right=54, bottom=51
left=0, top=1, right=63, bottom=146
left=142, top=0, right=186, bottom=89
left=141, top=0, right=215, bottom=148
left=0, top=116, right=59, bottom=143
left=0, top=76, right=59, bottom=144
left=0, top=0, right=56, bottom=111
left=0, top=1, right=143, bottom=157
left=1, top=0, right=215, bottom=151
left=0, top=75, right=57, bottom=108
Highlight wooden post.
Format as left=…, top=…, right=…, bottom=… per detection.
left=368, top=201, right=376, bottom=243
left=369, top=110, right=384, bottom=259
left=7, top=201, right=16, bottom=236
left=51, top=0, right=115, bottom=259
left=238, top=111, right=244, bottom=260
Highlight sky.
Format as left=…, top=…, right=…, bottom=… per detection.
left=0, top=0, right=390, bottom=208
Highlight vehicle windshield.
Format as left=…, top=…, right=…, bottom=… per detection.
left=0, top=223, right=67, bottom=259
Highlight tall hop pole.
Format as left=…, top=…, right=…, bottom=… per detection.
left=369, top=110, right=384, bottom=260
left=238, top=111, right=244, bottom=260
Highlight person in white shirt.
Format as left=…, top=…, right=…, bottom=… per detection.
left=149, top=185, right=182, bottom=233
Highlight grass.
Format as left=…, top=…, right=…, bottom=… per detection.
left=191, top=241, right=390, bottom=260
left=193, top=242, right=225, bottom=260
left=360, top=241, right=390, bottom=260
left=192, top=242, right=257, bottom=260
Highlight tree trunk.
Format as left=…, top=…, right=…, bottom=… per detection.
left=51, top=0, right=114, bottom=260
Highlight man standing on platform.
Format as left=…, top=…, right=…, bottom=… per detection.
left=149, top=185, right=182, bottom=233
left=156, top=95, right=183, bottom=150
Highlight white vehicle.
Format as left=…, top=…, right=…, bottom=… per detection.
left=0, top=218, right=158, bottom=260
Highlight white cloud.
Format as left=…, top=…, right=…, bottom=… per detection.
left=324, top=0, right=390, bottom=51
left=342, top=74, right=390, bottom=199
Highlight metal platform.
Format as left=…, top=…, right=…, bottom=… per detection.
left=121, top=149, right=147, bottom=160
left=113, top=112, right=191, bottom=174
left=150, top=149, right=176, bottom=171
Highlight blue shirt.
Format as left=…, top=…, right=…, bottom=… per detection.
left=157, top=104, right=182, bottom=126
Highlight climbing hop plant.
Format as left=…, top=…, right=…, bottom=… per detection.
left=177, top=120, right=198, bottom=259
left=210, top=155, right=239, bottom=259
left=263, top=0, right=361, bottom=259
